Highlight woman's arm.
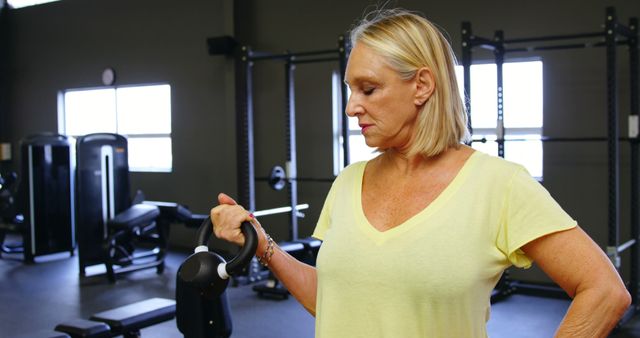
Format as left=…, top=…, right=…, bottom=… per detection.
left=211, top=193, right=318, bottom=316
left=255, top=236, right=318, bottom=315
left=522, top=226, right=631, bottom=337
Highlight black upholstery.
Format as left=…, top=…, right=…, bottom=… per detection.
left=108, top=204, right=161, bottom=231
left=54, top=318, right=111, bottom=338
left=144, top=200, right=208, bottom=228
left=14, top=331, right=71, bottom=338
left=90, top=298, right=176, bottom=336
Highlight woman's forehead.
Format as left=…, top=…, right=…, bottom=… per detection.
left=345, top=44, right=393, bottom=83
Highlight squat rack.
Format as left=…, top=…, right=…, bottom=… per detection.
left=462, top=7, right=639, bottom=322
left=233, top=36, right=349, bottom=241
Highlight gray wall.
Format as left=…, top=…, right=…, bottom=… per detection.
left=4, top=0, right=235, bottom=246
left=3, top=0, right=640, bottom=284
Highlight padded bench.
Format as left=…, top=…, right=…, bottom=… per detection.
left=55, top=319, right=110, bottom=338
left=14, top=331, right=71, bottom=338
left=90, top=297, right=175, bottom=337
left=108, top=203, right=161, bottom=231
left=143, top=201, right=208, bottom=228
left=55, top=298, right=175, bottom=338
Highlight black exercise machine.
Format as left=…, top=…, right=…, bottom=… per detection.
left=75, top=133, right=167, bottom=282
left=0, top=170, right=22, bottom=255
left=0, top=134, right=75, bottom=262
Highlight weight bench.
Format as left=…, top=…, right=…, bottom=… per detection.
left=143, top=201, right=208, bottom=229
left=55, top=298, right=175, bottom=338
left=55, top=319, right=110, bottom=338
left=14, top=331, right=71, bottom=338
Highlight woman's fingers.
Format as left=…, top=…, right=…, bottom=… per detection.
left=210, top=200, right=254, bottom=246
left=218, top=192, right=238, bottom=206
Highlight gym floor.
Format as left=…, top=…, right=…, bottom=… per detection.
left=1, top=239, right=640, bottom=338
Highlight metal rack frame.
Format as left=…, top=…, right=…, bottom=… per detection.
left=462, top=7, right=640, bottom=324
left=234, top=36, right=350, bottom=241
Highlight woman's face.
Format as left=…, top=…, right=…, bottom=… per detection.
left=345, top=43, right=421, bottom=151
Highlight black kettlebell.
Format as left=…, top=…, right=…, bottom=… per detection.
left=177, top=217, right=258, bottom=300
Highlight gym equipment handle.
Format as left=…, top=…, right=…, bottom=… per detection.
left=195, top=217, right=258, bottom=277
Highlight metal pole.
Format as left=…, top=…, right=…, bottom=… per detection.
left=285, top=57, right=299, bottom=241
left=338, top=35, right=350, bottom=167
left=605, top=7, right=621, bottom=269
left=628, top=16, right=639, bottom=308
left=0, top=3, right=8, bottom=144
left=495, top=30, right=505, bottom=158
left=461, top=22, right=473, bottom=136
left=236, top=46, right=256, bottom=211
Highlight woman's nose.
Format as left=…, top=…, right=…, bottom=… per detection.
left=345, top=95, right=362, bottom=117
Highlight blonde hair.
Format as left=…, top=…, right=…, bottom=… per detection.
left=350, top=8, right=470, bottom=158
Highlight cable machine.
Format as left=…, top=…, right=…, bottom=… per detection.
left=462, top=7, right=639, bottom=324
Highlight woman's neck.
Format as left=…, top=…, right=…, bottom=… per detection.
left=377, top=145, right=471, bottom=176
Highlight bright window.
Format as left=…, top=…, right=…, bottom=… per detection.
left=58, top=84, right=172, bottom=172
left=333, top=60, right=543, bottom=178
left=455, top=61, right=543, bottom=178
left=7, top=0, right=60, bottom=9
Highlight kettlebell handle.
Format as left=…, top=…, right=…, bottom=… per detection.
left=195, top=217, right=258, bottom=277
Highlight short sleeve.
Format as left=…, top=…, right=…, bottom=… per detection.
left=496, top=166, right=577, bottom=268
left=312, top=179, right=338, bottom=241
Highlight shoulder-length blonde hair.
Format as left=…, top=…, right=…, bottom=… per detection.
left=350, top=9, right=470, bottom=158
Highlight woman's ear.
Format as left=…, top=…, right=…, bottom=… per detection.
left=414, top=67, right=435, bottom=106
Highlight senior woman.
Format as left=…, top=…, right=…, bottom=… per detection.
left=211, top=8, right=630, bottom=338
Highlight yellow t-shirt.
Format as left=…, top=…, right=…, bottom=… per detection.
left=312, top=151, right=577, bottom=338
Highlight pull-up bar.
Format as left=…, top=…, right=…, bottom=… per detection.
left=504, top=31, right=604, bottom=44
left=505, top=40, right=630, bottom=53
left=463, top=8, right=636, bottom=54
left=248, top=48, right=341, bottom=62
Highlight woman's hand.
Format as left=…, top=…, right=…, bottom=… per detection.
left=210, top=192, right=261, bottom=247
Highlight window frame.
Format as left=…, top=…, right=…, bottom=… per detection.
left=460, top=59, right=544, bottom=179
left=58, top=83, right=173, bottom=173
left=333, top=59, right=544, bottom=179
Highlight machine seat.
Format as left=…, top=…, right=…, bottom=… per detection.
left=108, top=204, right=160, bottom=231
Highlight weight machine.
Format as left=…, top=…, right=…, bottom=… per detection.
left=462, top=6, right=640, bottom=324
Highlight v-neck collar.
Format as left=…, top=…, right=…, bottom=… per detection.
left=354, top=151, right=481, bottom=244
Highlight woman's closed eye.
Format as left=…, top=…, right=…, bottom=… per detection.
left=363, top=87, right=376, bottom=95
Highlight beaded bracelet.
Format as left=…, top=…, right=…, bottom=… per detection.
left=257, top=232, right=275, bottom=267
